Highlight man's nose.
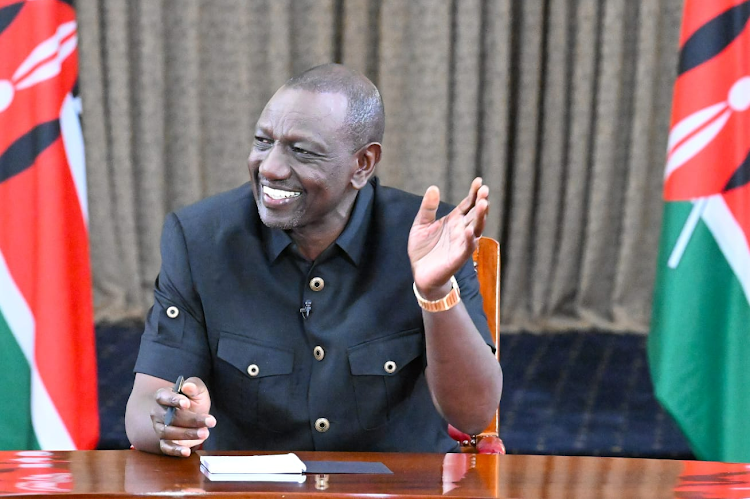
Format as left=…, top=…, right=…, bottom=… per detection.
left=258, top=144, right=291, bottom=180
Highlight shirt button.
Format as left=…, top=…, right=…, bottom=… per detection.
left=384, top=360, right=397, bottom=374
left=247, top=364, right=259, bottom=377
left=314, top=418, right=330, bottom=433
left=313, top=346, right=325, bottom=361
left=309, top=277, right=325, bottom=291
left=166, top=306, right=179, bottom=318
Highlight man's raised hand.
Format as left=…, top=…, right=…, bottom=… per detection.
left=408, top=177, right=489, bottom=299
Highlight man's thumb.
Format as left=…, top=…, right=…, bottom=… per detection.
left=414, top=185, right=440, bottom=226
left=181, top=377, right=209, bottom=400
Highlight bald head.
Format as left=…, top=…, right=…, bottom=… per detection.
left=283, top=63, right=385, bottom=152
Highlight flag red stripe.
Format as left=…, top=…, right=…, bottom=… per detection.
left=724, top=186, right=750, bottom=250
left=664, top=12, right=750, bottom=201
left=0, top=1, right=77, bottom=154
left=16, top=29, right=77, bottom=85
left=664, top=111, right=750, bottom=200
left=0, top=139, right=99, bottom=449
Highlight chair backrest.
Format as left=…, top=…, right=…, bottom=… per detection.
left=472, top=236, right=501, bottom=439
left=447, top=236, right=503, bottom=453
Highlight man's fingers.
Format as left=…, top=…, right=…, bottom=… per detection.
left=472, top=198, right=488, bottom=237
left=155, top=388, right=188, bottom=410
left=413, top=185, right=441, bottom=226
left=460, top=183, right=489, bottom=236
left=456, top=177, right=483, bottom=215
left=476, top=183, right=489, bottom=203
left=159, top=439, right=192, bottom=458
left=162, top=408, right=216, bottom=430
left=159, top=437, right=206, bottom=458
left=160, top=422, right=210, bottom=442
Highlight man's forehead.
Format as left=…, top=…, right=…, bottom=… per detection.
left=260, top=88, right=348, bottom=122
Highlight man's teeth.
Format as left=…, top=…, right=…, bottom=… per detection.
left=264, top=186, right=301, bottom=200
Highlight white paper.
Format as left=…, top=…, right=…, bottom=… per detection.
left=200, top=466, right=307, bottom=483
left=199, top=454, right=307, bottom=475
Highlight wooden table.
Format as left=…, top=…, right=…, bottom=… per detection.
left=1, top=450, right=749, bottom=498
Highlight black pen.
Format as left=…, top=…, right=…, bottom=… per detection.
left=163, top=375, right=185, bottom=427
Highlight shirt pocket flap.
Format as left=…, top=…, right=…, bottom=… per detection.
left=217, top=333, right=294, bottom=378
left=347, top=329, right=424, bottom=376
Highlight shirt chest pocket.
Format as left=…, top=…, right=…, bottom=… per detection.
left=216, top=333, right=295, bottom=433
left=347, top=329, right=425, bottom=430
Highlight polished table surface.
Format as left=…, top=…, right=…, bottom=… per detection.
left=1, top=450, right=750, bottom=498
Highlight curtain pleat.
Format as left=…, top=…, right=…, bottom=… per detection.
left=163, top=1, right=202, bottom=210
left=448, top=0, right=483, bottom=203
left=78, top=0, right=683, bottom=333
left=547, top=0, right=603, bottom=329
left=131, top=0, right=166, bottom=308
left=530, top=0, right=570, bottom=323
left=477, top=0, right=512, bottom=241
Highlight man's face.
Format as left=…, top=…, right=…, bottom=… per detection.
left=248, top=87, right=360, bottom=234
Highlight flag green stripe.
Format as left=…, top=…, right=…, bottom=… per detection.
left=0, top=309, right=39, bottom=450
left=649, top=201, right=750, bottom=462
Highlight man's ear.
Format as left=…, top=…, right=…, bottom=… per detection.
left=351, top=142, right=381, bottom=189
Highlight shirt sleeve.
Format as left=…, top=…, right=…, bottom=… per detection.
left=133, top=212, right=212, bottom=382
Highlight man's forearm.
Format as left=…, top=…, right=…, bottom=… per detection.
left=423, top=303, right=503, bottom=435
left=125, top=373, right=178, bottom=454
left=125, top=392, right=164, bottom=454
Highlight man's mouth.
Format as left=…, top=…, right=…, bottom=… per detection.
left=262, top=185, right=302, bottom=201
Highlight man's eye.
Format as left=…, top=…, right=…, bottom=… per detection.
left=291, top=146, right=315, bottom=156
left=254, top=137, right=272, bottom=147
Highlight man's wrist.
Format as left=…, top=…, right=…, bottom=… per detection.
left=414, top=278, right=452, bottom=300
left=413, top=276, right=461, bottom=312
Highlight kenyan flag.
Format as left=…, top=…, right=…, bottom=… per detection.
left=0, top=0, right=98, bottom=450
left=649, top=0, right=750, bottom=463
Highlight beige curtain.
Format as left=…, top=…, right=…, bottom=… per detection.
left=77, top=0, right=684, bottom=333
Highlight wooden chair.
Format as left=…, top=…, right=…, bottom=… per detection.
left=446, top=236, right=505, bottom=454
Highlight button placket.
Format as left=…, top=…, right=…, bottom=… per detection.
left=304, top=264, right=337, bottom=444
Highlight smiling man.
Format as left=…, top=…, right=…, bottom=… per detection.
left=125, top=63, right=502, bottom=457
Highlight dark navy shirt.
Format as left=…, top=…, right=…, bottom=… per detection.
left=134, top=177, right=493, bottom=452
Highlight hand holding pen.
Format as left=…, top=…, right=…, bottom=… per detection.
left=163, top=375, right=184, bottom=426
left=154, top=375, right=216, bottom=457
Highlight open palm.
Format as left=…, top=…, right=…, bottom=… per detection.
left=409, top=178, right=489, bottom=295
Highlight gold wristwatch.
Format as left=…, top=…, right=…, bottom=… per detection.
left=413, top=276, right=461, bottom=312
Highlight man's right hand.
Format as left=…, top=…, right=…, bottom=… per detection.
left=153, top=377, right=216, bottom=457
left=126, top=373, right=216, bottom=457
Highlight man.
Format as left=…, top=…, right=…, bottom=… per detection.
left=125, top=63, right=502, bottom=457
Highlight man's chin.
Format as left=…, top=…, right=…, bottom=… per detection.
left=258, top=212, right=300, bottom=231
left=254, top=198, right=297, bottom=229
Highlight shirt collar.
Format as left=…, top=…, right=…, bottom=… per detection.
left=334, top=179, right=373, bottom=266
left=261, top=180, right=375, bottom=266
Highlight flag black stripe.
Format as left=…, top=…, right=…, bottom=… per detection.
left=723, top=151, right=750, bottom=192
left=0, top=121, right=61, bottom=184
left=0, top=2, right=24, bottom=36
left=678, top=1, right=750, bottom=76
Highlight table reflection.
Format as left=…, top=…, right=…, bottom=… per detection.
left=0, top=451, right=72, bottom=494
left=124, top=449, right=204, bottom=495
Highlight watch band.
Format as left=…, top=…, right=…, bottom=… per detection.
left=413, top=275, right=461, bottom=312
